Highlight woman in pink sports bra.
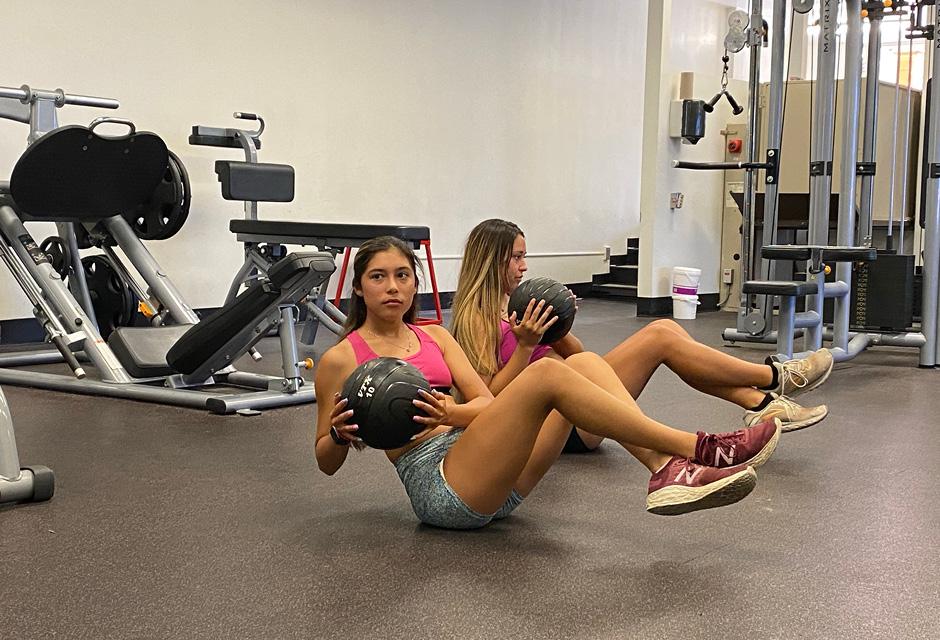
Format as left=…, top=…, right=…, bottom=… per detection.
left=450, top=219, right=832, bottom=462
left=314, top=236, right=782, bottom=528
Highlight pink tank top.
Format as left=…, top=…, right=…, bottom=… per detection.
left=499, top=319, right=553, bottom=368
left=346, top=324, right=453, bottom=389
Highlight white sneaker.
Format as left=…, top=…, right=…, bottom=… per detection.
left=744, top=394, right=828, bottom=433
left=772, top=348, right=834, bottom=397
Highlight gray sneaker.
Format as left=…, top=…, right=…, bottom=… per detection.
left=744, top=394, right=828, bottom=433
left=772, top=348, right=833, bottom=397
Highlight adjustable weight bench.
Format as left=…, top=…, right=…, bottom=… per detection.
left=191, top=116, right=443, bottom=349
left=743, top=244, right=877, bottom=359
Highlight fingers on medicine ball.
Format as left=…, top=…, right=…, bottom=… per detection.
left=340, top=357, right=432, bottom=449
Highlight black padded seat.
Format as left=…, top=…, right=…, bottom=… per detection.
left=10, top=125, right=168, bottom=221
left=167, top=252, right=335, bottom=377
left=167, top=283, right=282, bottom=375
left=762, top=244, right=878, bottom=262
left=229, top=220, right=430, bottom=248
left=819, top=246, right=878, bottom=262
left=742, top=280, right=819, bottom=296
left=108, top=325, right=194, bottom=378
left=214, top=161, right=294, bottom=202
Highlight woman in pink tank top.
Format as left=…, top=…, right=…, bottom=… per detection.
left=450, top=220, right=831, bottom=458
left=314, top=236, right=783, bottom=529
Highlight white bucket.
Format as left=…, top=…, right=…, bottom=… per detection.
left=672, top=293, right=701, bottom=320
left=672, top=266, right=702, bottom=297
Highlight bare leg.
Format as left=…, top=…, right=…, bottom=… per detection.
left=604, top=319, right=771, bottom=408
left=513, top=353, right=670, bottom=497
left=444, top=357, right=699, bottom=514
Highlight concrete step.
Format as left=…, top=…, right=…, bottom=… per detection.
left=608, top=264, right=637, bottom=286
left=591, top=283, right=638, bottom=299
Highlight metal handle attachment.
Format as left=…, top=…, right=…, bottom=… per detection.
left=88, top=117, right=137, bottom=136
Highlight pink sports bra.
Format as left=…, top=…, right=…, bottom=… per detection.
left=346, top=324, right=453, bottom=389
left=499, top=319, right=553, bottom=368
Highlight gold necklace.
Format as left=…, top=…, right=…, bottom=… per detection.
left=366, top=328, right=414, bottom=353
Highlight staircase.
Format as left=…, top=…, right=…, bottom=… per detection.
left=590, top=237, right=638, bottom=300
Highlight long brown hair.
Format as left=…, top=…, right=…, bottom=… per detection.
left=340, top=236, right=422, bottom=338
left=450, top=219, right=523, bottom=376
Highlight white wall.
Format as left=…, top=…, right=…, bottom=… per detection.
left=0, top=0, right=648, bottom=320
left=639, top=0, right=745, bottom=299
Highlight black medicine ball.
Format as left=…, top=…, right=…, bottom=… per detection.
left=507, top=276, right=577, bottom=344
left=340, top=357, right=432, bottom=450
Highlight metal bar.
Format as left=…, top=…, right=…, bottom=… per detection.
left=777, top=296, right=796, bottom=358
left=0, top=388, right=22, bottom=481
left=739, top=0, right=765, bottom=330
left=858, top=15, right=882, bottom=247
left=206, top=386, right=317, bottom=415
left=101, top=245, right=156, bottom=315
left=672, top=160, right=769, bottom=170
left=886, top=14, right=905, bottom=251
left=278, top=307, right=301, bottom=392
left=305, top=301, right=344, bottom=335
left=899, top=21, right=916, bottom=252
left=0, top=370, right=211, bottom=409
left=102, top=216, right=200, bottom=325
left=722, top=328, right=784, bottom=344
left=0, top=206, right=132, bottom=382
left=760, top=0, right=790, bottom=334
left=834, top=0, right=863, bottom=354
left=0, top=85, right=119, bottom=110
left=805, top=0, right=840, bottom=350
left=0, top=353, right=58, bottom=368
left=56, top=222, right=98, bottom=328
left=924, top=12, right=940, bottom=367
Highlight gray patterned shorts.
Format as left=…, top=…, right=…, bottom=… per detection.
left=394, top=429, right=523, bottom=529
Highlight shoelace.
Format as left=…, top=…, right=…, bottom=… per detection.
left=711, top=429, right=747, bottom=446
left=779, top=360, right=809, bottom=390
left=696, top=429, right=746, bottom=464
left=769, top=394, right=801, bottom=417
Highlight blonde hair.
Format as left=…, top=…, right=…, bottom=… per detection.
left=451, top=219, right=523, bottom=376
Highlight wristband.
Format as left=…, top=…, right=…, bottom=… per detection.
left=330, top=426, right=350, bottom=447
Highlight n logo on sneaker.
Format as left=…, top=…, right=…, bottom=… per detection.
left=674, top=466, right=703, bottom=485
left=714, top=445, right=735, bottom=467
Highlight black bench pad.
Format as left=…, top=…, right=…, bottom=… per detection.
left=214, top=161, right=294, bottom=203
left=762, top=244, right=878, bottom=262
left=109, top=324, right=194, bottom=378
left=742, top=280, right=819, bottom=296
left=167, top=252, right=335, bottom=377
left=229, top=220, right=430, bottom=247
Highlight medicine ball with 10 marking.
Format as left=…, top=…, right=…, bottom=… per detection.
left=340, top=357, right=432, bottom=450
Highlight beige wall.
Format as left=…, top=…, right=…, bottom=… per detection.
left=1, top=0, right=648, bottom=319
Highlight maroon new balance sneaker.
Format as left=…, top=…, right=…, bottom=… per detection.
left=647, top=457, right=757, bottom=516
left=694, top=418, right=781, bottom=469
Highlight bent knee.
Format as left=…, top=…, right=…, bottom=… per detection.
left=647, top=318, right=681, bottom=333
left=564, top=351, right=605, bottom=369
left=526, top=356, right=568, bottom=377
left=644, top=319, right=689, bottom=342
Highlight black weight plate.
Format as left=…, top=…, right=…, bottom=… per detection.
left=79, top=255, right=136, bottom=340
left=39, top=236, right=70, bottom=278
left=123, top=149, right=191, bottom=241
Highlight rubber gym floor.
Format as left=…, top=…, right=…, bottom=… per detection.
left=1, top=299, right=936, bottom=639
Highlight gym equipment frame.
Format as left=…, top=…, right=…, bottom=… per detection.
left=0, top=84, right=336, bottom=413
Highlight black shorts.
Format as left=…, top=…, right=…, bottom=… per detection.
left=562, top=426, right=595, bottom=454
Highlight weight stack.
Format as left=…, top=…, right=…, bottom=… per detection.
left=850, top=252, right=914, bottom=332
